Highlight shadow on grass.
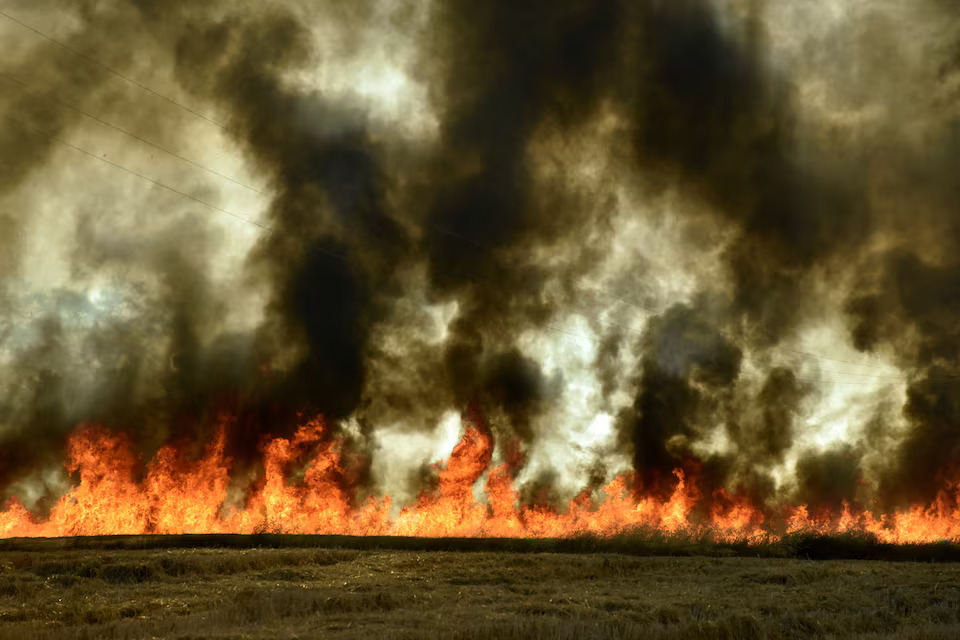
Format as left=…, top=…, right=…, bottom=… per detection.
left=0, top=529, right=958, bottom=562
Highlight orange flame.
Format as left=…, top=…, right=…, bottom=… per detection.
left=2, top=411, right=960, bottom=542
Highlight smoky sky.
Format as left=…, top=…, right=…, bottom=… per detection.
left=0, top=0, right=959, bottom=514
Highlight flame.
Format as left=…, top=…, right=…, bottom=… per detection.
left=3, top=411, right=960, bottom=542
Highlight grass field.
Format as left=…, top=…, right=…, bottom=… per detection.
left=0, top=534, right=958, bottom=639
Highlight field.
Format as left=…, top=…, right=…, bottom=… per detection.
left=0, top=535, right=958, bottom=639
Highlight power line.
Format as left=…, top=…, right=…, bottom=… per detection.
left=2, top=113, right=270, bottom=232
left=438, top=226, right=662, bottom=323
left=436, top=227, right=944, bottom=379
left=0, top=112, right=369, bottom=267
left=763, top=342, right=902, bottom=371
left=0, top=8, right=227, bottom=131
left=538, top=315, right=960, bottom=384
left=799, top=367, right=912, bottom=380
left=0, top=70, right=261, bottom=193
left=2, top=6, right=881, bottom=380
left=0, top=8, right=950, bottom=384
left=9, top=106, right=954, bottom=387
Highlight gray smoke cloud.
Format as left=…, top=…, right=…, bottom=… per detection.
left=0, top=0, right=958, bottom=516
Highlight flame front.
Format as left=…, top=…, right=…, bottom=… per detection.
left=3, top=412, right=960, bottom=543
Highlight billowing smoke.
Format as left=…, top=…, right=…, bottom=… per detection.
left=1, top=0, right=959, bottom=516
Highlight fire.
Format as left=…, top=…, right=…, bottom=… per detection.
left=2, top=410, right=960, bottom=543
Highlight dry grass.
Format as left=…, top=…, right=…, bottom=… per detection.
left=0, top=541, right=957, bottom=639
left=3, top=530, right=959, bottom=563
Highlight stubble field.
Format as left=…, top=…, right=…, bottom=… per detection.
left=0, top=535, right=958, bottom=639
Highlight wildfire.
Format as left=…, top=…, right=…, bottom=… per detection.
left=2, top=410, right=960, bottom=543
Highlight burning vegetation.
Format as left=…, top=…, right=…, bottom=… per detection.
left=2, top=407, right=960, bottom=542
left=1, top=0, right=960, bottom=543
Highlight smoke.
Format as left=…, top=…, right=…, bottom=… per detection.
left=0, top=0, right=959, bottom=515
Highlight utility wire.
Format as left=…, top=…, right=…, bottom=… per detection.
left=437, top=227, right=945, bottom=380
left=9, top=108, right=953, bottom=386
left=1, top=8, right=952, bottom=384
left=793, top=366, right=911, bottom=380
left=758, top=340, right=903, bottom=371
left=3, top=3, right=884, bottom=380
left=438, top=226, right=662, bottom=323
left=0, top=112, right=370, bottom=267
left=2, top=113, right=270, bottom=232
left=0, top=70, right=261, bottom=193
left=0, top=7, right=227, bottom=130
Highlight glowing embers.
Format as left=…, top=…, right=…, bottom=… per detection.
left=2, top=412, right=960, bottom=542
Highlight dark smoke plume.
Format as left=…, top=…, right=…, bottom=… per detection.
left=0, top=0, right=959, bottom=513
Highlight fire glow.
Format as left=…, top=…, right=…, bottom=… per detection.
left=2, top=409, right=959, bottom=544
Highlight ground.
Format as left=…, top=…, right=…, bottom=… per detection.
left=0, top=536, right=959, bottom=639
